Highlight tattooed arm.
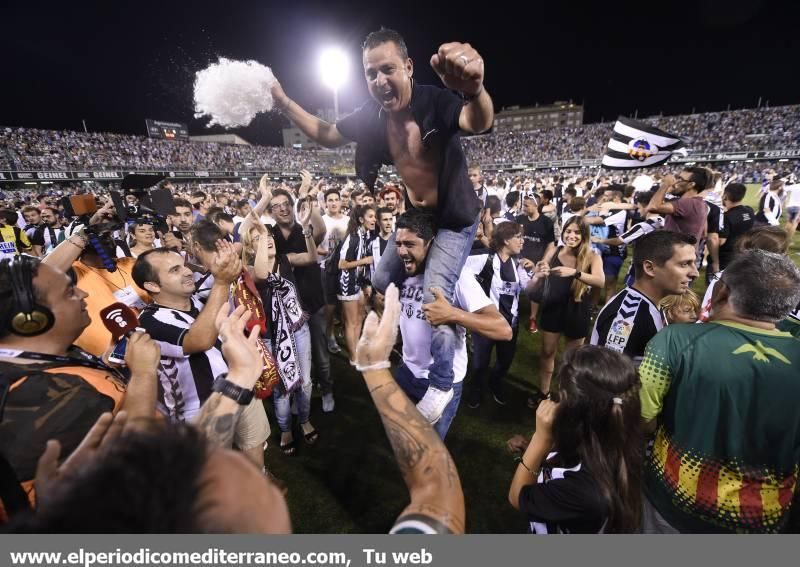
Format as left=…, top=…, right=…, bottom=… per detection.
left=363, top=369, right=465, bottom=534
left=356, top=284, right=465, bottom=534
left=194, top=384, right=246, bottom=448
left=195, top=305, right=263, bottom=448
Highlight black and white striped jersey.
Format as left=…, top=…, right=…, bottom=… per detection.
left=591, top=286, right=666, bottom=366
left=337, top=228, right=373, bottom=296
left=138, top=296, right=227, bottom=422
left=464, top=252, right=532, bottom=327
left=620, top=216, right=664, bottom=245
left=756, top=192, right=782, bottom=226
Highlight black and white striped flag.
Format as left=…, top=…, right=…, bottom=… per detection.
left=601, top=117, right=686, bottom=169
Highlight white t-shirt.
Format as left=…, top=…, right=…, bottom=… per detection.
left=785, top=184, right=800, bottom=208
left=399, top=270, right=492, bottom=383
left=319, top=214, right=350, bottom=267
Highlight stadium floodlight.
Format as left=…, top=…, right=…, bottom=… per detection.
left=319, top=47, right=349, bottom=119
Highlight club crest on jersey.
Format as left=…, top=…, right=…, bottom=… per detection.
left=627, top=138, right=659, bottom=161
left=607, top=319, right=632, bottom=350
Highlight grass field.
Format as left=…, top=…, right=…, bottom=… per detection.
left=264, top=185, right=800, bottom=533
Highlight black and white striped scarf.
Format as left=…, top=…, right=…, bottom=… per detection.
left=264, top=273, right=308, bottom=393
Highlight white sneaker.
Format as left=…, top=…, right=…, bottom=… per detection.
left=322, top=393, right=335, bottom=413
left=327, top=337, right=342, bottom=354
left=416, top=386, right=454, bottom=424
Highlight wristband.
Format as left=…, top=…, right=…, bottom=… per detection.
left=463, top=85, right=484, bottom=102
left=514, top=456, right=539, bottom=475
left=355, top=361, right=391, bottom=372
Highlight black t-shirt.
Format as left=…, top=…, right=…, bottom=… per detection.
left=719, top=205, right=755, bottom=269
left=515, top=214, right=555, bottom=263
left=706, top=202, right=727, bottom=237
left=336, top=82, right=480, bottom=230
left=273, top=223, right=325, bottom=314
left=518, top=454, right=609, bottom=534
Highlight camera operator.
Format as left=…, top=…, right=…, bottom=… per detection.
left=42, top=201, right=150, bottom=357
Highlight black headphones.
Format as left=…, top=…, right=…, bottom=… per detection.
left=4, top=256, right=55, bottom=336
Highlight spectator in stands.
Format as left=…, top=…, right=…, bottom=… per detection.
left=508, top=345, right=643, bottom=534
left=640, top=250, right=800, bottom=533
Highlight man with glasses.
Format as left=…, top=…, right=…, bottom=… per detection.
left=646, top=167, right=709, bottom=245
left=270, top=189, right=335, bottom=412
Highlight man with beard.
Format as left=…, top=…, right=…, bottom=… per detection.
left=392, top=209, right=510, bottom=438
left=647, top=168, right=709, bottom=244
left=31, top=207, right=65, bottom=257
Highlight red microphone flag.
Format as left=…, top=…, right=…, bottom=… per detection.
left=99, top=302, right=140, bottom=343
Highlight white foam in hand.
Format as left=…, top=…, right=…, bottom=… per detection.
left=193, top=58, right=276, bottom=128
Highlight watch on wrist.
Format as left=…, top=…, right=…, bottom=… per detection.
left=212, top=374, right=254, bottom=405
left=574, top=270, right=582, bottom=281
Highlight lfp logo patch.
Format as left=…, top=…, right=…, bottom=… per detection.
left=627, top=138, right=659, bottom=161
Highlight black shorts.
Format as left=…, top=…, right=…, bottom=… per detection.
left=323, top=268, right=339, bottom=306
left=538, top=295, right=592, bottom=340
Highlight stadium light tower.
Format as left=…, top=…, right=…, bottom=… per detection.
left=319, top=47, right=349, bottom=120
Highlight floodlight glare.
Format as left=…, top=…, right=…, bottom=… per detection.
left=319, top=48, right=349, bottom=90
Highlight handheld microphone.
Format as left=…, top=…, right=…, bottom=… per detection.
left=99, top=303, right=141, bottom=364
left=100, top=302, right=140, bottom=342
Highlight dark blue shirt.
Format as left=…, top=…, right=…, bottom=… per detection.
left=336, top=82, right=481, bottom=230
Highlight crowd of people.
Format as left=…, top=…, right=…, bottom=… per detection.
left=0, top=127, right=345, bottom=172
left=2, top=105, right=799, bottom=174
left=1, top=28, right=800, bottom=535
left=462, top=105, right=800, bottom=166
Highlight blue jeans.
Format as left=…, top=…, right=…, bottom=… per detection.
left=270, top=324, right=313, bottom=432
left=393, top=363, right=463, bottom=439
left=374, top=213, right=480, bottom=393
left=471, top=326, right=519, bottom=397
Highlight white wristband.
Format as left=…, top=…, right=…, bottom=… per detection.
left=356, top=361, right=391, bottom=372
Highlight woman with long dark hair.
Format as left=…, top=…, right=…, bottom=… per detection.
left=508, top=345, right=644, bottom=533
left=530, top=216, right=604, bottom=403
left=336, top=204, right=376, bottom=364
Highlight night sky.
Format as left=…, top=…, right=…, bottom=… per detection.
left=3, top=0, right=798, bottom=146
